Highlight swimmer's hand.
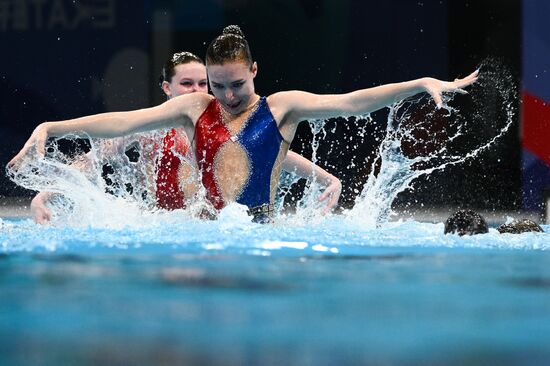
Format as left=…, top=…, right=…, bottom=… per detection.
left=318, top=174, right=342, bottom=215
left=7, top=122, right=50, bottom=169
left=423, top=69, right=479, bottom=108
left=30, top=192, right=53, bottom=225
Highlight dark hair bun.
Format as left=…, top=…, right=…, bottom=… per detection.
left=222, top=25, right=244, bottom=38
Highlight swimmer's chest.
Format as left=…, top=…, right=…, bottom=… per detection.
left=195, top=101, right=283, bottom=201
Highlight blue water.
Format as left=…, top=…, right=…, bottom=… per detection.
left=2, top=216, right=550, bottom=365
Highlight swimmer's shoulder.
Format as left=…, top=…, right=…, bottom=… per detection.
left=267, top=90, right=315, bottom=120
left=267, top=90, right=317, bottom=106
left=165, top=93, right=214, bottom=120
left=170, top=92, right=213, bottom=107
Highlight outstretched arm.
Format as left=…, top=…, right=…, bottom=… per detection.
left=275, top=70, right=478, bottom=123
left=8, top=93, right=209, bottom=168
left=282, top=151, right=342, bottom=214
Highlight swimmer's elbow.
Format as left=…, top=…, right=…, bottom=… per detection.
left=115, top=109, right=160, bottom=136
left=323, top=92, right=372, bottom=117
left=337, top=98, right=364, bottom=117
left=105, top=114, right=131, bottom=137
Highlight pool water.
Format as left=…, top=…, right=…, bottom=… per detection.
left=1, top=216, right=550, bottom=365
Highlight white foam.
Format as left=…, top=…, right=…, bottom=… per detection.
left=258, top=241, right=309, bottom=250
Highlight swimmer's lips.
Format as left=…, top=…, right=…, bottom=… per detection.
left=225, top=101, right=242, bottom=112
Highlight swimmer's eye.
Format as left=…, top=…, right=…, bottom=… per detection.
left=211, top=83, right=224, bottom=89
left=232, top=81, right=244, bottom=88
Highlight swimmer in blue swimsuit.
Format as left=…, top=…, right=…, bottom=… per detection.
left=9, top=25, right=478, bottom=223
left=195, top=95, right=287, bottom=222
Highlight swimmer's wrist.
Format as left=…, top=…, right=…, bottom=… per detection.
left=325, top=174, right=341, bottom=188
left=417, top=77, right=432, bottom=93
left=332, top=175, right=342, bottom=189
left=41, top=121, right=57, bottom=137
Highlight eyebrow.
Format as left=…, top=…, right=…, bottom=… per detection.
left=210, top=79, right=244, bottom=86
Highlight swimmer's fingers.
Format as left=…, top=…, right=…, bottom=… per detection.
left=33, top=206, right=52, bottom=225
left=426, top=88, right=444, bottom=109
left=319, top=195, right=338, bottom=216
left=319, top=177, right=342, bottom=215
left=8, top=144, right=41, bottom=171
left=426, top=70, right=479, bottom=108
left=7, top=149, right=28, bottom=170
left=445, top=71, right=478, bottom=94
left=453, top=69, right=479, bottom=89
left=41, top=207, right=52, bottom=224
left=454, top=88, right=468, bottom=95
left=320, top=194, right=338, bottom=215
left=31, top=194, right=53, bottom=225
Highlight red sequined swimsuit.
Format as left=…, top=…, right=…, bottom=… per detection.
left=155, top=129, right=190, bottom=210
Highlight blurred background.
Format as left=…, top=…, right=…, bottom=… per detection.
left=0, top=0, right=548, bottom=219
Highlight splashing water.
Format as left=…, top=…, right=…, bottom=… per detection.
left=6, top=61, right=517, bottom=230
left=345, top=61, right=517, bottom=227
left=6, top=130, right=208, bottom=228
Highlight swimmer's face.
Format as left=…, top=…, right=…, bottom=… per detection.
left=207, top=61, right=257, bottom=115
left=162, top=62, right=208, bottom=98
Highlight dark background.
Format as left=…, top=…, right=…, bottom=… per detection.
left=0, top=0, right=522, bottom=212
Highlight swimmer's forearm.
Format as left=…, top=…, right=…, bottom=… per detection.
left=38, top=94, right=204, bottom=141
left=44, top=107, right=179, bottom=139
left=282, top=152, right=342, bottom=213
left=343, top=78, right=428, bottom=115
left=345, top=71, right=479, bottom=114
left=8, top=105, right=181, bottom=166
left=282, top=151, right=317, bottom=179
left=282, top=151, right=336, bottom=186
left=281, top=78, right=429, bottom=121
left=44, top=114, right=131, bottom=138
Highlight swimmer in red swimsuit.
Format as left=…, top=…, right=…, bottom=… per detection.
left=28, top=52, right=208, bottom=221
left=154, top=52, right=208, bottom=210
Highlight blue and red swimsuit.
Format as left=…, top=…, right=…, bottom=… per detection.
left=195, top=97, right=286, bottom=221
